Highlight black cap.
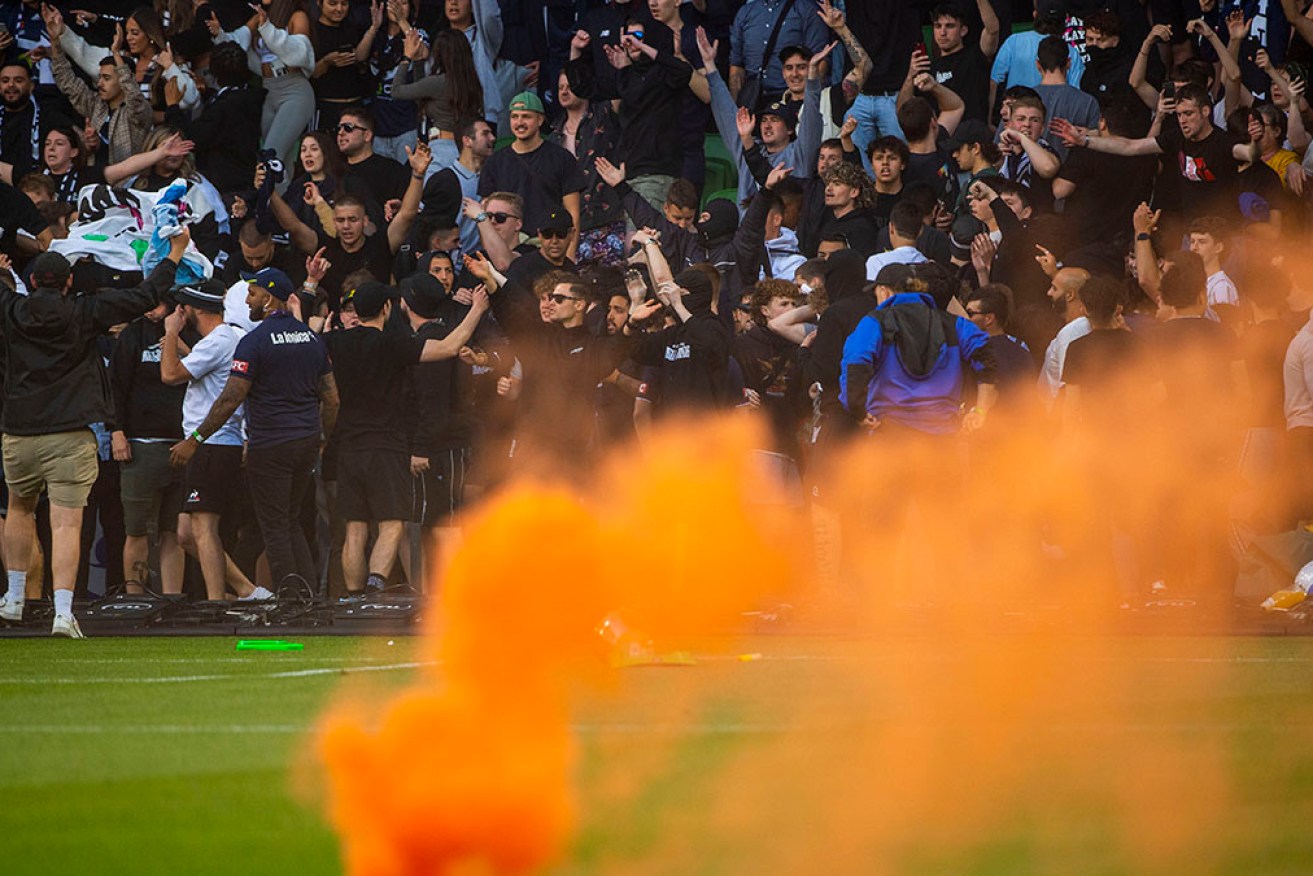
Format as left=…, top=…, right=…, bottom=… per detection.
left=760, top=98, right=800, bottom=131
left=538, top=210, right=574, bottom=235
left=27, top=252, right=71, bottom=289
left=174, top=279, right=227, bottom=313
left=399, top=272, right=446, bottom=319
left=941, top=119, right=992, bottom=151
left=342, top=280, right=392, bottom=319
left=874, top=263, right=916, bottom=291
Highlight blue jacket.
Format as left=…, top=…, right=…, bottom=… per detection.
left=839, top=293, right=997, bottom=435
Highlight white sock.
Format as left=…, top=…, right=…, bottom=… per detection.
left=7, top=570, right=25, bottom=603
left=53, top=589, right=73, bottom=617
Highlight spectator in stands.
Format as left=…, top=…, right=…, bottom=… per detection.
left=309, top=0, right=379, bottom=136
left=189, top=42, right=266, bottom=196
left=208, top=0, right=315, bottom=178
left=0, top=59, right=53, bottom=181
left=990, top=7, right=1084, bottom=115
left=423, top=117, right=496, bottom=254
left=928, top=0, right=1001, bottom=124
left=548, top=61, right=623, bottom=266
left=1080, top=9, right=1136, bottom=101
left=391, top=28, right=485, bottom=173
left=332, top=106, right=412, bottom=215
left=606, top=17, right=692, bottom=211
left=46, top=7, right=151, bottom=165
left=964, top=283, right=1037, bottom=403
left=1033, top=35, right=1100, bottom=160
left=478, top=91, right=584, bottom=258
left=866, top=202, right=931, bottom=280
left=728, top=0, right=829, bottom=104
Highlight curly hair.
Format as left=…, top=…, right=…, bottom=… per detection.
left=821, top=161, right=875, bottom=210
left=750, top=278, right=799, bottom=326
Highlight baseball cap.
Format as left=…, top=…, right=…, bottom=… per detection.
left=342, top=280, right=392, bottom=319
left=28, top=252, right=71, bottom=288
left=760, top=98, right=800, bottom=131
left=538, top=210, right=574, bottom=235
left=874, top=263, right=915, bottom=291
left=508, top=91, right=545, bottom=114
left=174, top=279, right=227, bottom=313
left=241, top=266, right=295, bottom=301
left=941, top=119, right=992, bottom=152
left=399, top=272, right=446, bottom=319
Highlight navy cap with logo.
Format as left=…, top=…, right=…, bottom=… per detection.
left=342, top=280, right=392, bottom=319
left=760, top=99, right=800, bottom=131
left=174, top=279, right=228, bottom=313
left=241, top=266, right=295, bottom=301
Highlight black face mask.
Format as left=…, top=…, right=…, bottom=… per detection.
left=697, top=200, right=738, bottom=247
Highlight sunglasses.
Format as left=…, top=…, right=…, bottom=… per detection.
left=548, top=292, right=581, bottom=304
left=489, top=211, right=518, bottom=224
left=336, top=122, right=365, bottom=134
left=539, top=228, right=570, bottom=240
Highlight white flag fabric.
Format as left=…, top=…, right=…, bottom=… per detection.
left=50, top=183, right=215, bottom=279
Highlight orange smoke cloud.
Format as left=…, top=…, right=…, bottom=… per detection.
left=317, top=418, right=792, bottom=876
left=317, top=343, right=1293, bottom=873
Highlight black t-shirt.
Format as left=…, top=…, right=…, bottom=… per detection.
left=1154, top=124, right=1242, bottom=220
left=1062, top=327, right=1146, bottom=427
left=323, top=324, right=425, bottom=453
left=987, top=334, right=1038, bottom=395
left=1057, top=148, right=1157, bottom=243
left=311, top=20, right=369, bottom=102
left=478, top=140, right=586, bottom=238
left=345, top=153, right=411, bottom=207
left=931, top=45, right=991, bottom=123
left=318, top=230, right=394, bottom=311
left=1238, top=161, right=1285, bottom=224
left=818, top=209, right=883, bottom=259
left=872, top=191, right=901, bottom=225
left=1149, top=316, right=1242, bottom=438
left=0, top=100, right=45, bottom=180
left=503, top=250, right=578, bottom=292
left=905, top=129, right=959, bottom=205
left=0, top=181, right=48, bottom=249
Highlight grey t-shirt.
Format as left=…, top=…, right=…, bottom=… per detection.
left=1036, top=83, right=1101, bottom=160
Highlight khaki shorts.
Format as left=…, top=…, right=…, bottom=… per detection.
left=3, top=429, right=99, bottom=508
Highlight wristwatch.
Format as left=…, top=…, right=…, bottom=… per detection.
left=475, top=211, right=489, bottom=223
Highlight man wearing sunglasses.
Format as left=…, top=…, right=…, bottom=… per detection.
left=503, top=210, right=577, bottom=291
left=334, top=107, right=411, bottom=211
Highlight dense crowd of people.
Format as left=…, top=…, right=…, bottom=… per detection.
left=0, top=0, right=1312, bottom=636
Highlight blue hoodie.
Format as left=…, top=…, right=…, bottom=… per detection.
left=839, top=293, right=997, bottom=435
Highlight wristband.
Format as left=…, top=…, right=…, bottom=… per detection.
left=1135, top=232, right=1151, bottom=241
left=189, top=429, right=207, bottom=445
left=411, top=172, right=424, bottom=180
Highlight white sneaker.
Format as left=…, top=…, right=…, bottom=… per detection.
left=0, top=595, right=22, bottom=622
left=237, top=586, right=275, bottom=602
left=51, top=614, right=85, bottom=639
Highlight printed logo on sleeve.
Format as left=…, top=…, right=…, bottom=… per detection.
left=232, top=359, right=250, bottom=374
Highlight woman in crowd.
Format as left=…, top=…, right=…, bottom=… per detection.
left=310, top=0, right=382, bottom=134
left=390, top=28, right=485, bottom=172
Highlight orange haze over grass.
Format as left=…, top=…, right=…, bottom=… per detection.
left=317, top=395, right=1266, bottom=874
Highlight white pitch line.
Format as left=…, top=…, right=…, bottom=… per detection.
left=0, top=660, right=437, bottom=685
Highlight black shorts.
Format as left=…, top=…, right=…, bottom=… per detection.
left=184, top=444, right=245, bottom=515
left=412, top=447, right=469, bottom=527
left=337, top=449, right=411, bottom=522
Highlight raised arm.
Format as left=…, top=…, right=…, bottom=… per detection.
left=918, top=72, right=965, bottom=135
left=1051, top=117, right=1163, bottom=156
left=768, top=302, right=816, bottom=345
left=1281, top=0, right=1313, bottom=48
left=633, top=227, right=674, bottom=288
left=418, top=289, right=490, bottom=361
left=462, top=196, right=517, bottom=272
left=1132, top=202, right=1162, bottom=303
left=817, top=0, right=871, bottom=80
left=1000, top=127, right=1059, bottom=177
left=977, top=0, right=1001, bottom=58
left=1130, top=24, right=1172, bottom=109
left=698, top=28, right=743, bottom=161
left=104, top=133, right=195, bottom=186
left=388, top=142, right=432, bottom=252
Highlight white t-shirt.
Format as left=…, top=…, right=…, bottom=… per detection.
left=865, top=245, right=929, bottom=281
left=1206, top=270, right=1239, bottom=307
left=1039, top=315, right=1092, bottom=402
left=181, top=323, right=246, bottom=446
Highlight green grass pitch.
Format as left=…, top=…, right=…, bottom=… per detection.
left=3, top=635, right=1313, bottom=875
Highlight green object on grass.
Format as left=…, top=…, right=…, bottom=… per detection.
left=235, top=640, right=303, bottom=651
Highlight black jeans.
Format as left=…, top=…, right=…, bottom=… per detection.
left=246, top=436, right=319, bottom=588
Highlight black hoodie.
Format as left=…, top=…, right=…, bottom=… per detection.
left=1, top=260, right=177, bottom=436
left=615, top=26, right=693, bottom=178
left=633, top=269, right=731, bottom=411
left=802, top=250, right=871, bottom=418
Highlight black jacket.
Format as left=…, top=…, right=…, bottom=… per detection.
left=1, top=260, right=177, bottom=435
left=634, top=312, right=732, bottom=412
left=189, top=84, right=267, bottom=194
left=108, top=316, right=191, bottom=439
